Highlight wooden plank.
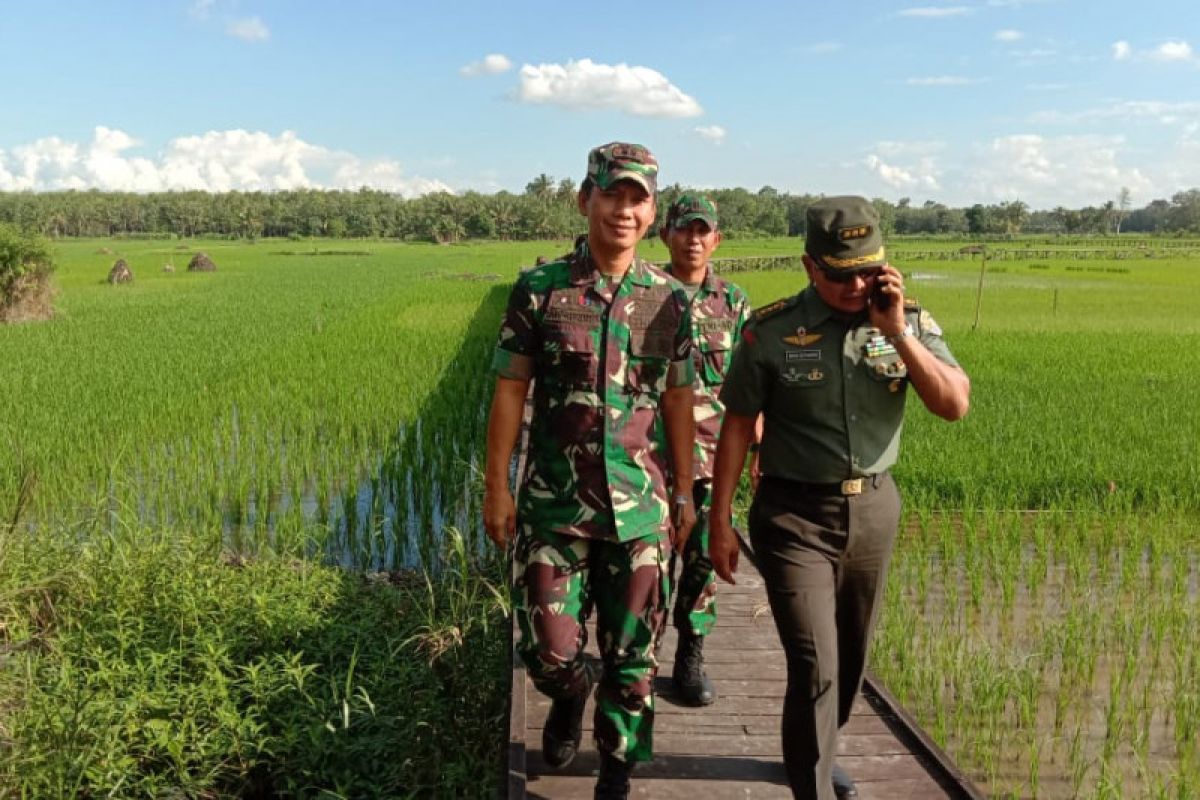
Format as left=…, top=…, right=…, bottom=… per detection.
left=515, top=551, right=982, bottom=799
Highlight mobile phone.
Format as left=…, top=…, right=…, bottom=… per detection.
left=871, top=283, right=891, bottom=312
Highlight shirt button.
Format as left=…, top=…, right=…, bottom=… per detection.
left=850, top=414, right=858, bottom=422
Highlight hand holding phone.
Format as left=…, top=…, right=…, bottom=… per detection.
left=871, top=282, right=892, bottom=312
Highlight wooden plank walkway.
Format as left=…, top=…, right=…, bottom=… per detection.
left=508, top=555, right=983, bottom=799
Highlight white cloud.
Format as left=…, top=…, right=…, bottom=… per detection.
left=864, top=154, right=941, bottom=192
left=1151, top=40, right=1194, bottom=62
left=227, top=16, right=269, bottom=42
left=189, top=0, right=215, bottom=20
left=905, top=76, right=976, bottom=86
left=514, top=59, right=702, bottom=118
left=1031, top=99, right=1200, bottom=127
left=1112, top=39, right=1196, bottom=63
left=964, top=134, right=1152, bottom=206
left=460, top=53, right=513, bottom=77
left=899, top=6, right=970, bottom=17
left=694, top=125, right=727, bottom=145
left=994, top=29, right=1023, bottom=42
left=0, top=127, right=451, bottom=197
left=874, top=140, right=946, bottom=158
left=1012, top=48, right=1058, bottom=59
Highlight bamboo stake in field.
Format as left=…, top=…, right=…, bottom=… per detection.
left=972, top=245, right=988, bottom=331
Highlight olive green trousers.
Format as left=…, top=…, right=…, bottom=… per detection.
left=749, top=473, right=901, bottom=800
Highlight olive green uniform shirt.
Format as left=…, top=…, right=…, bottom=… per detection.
left=720, top=285, right=959, bottom=483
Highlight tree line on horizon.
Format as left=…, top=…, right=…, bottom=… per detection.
left=2, top=178, right=1200, bottom=242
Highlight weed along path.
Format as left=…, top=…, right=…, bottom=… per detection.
left=508, top=550, right=983, bottom=799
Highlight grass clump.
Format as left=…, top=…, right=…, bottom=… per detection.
left=0, top=522, right=508, bottom=797
left=0, top=224, right=55, bottom=323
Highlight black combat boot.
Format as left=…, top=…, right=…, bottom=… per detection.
left=672, top=630, right=715, bottom=706
left=542, top=664, right=594, bottom=768
left=594, top=752, right=633, bottom=800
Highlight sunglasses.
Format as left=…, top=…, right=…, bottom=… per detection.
left=817, top=265, right=882, bottom=284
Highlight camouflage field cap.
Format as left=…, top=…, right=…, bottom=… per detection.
left=805, top=195, right=887, bottom=272
left=586, top=142, right=658, bottom=194
left=666, top=193, right=719, bottom=230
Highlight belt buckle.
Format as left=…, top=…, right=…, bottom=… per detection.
left=841, top=478, right=863, bottom=496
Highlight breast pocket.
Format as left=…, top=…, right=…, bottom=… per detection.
left=864, top=355, right=908, bottom=383
left=626, top=328, right=672, bottom=398
left=697, top=329, right=732, bottom=387
left=543, top=325, right=597, bottom=389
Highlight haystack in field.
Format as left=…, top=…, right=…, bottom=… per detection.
left=107, top=259, right=134, bottom=284
left=163, top=262, right=175, bottom=273
left=187, top=252, right=217, bottom=272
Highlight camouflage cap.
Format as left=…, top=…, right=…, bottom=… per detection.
left=665, top=193, right=719, bottom=230
left=805, top=195, right=887, bottom=272
left=586, top=142, right=658, bottom=194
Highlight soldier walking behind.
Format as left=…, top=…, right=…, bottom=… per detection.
left=658, top=194, right=751, bottom=706
left=708, top=196, right=970, bottom=800
left=483, top=142, right=698, bottom=800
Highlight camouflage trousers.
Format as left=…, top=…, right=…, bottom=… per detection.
left=668, top=481, right=718, bottom=637
left=513, top=526, right=671, bottom=763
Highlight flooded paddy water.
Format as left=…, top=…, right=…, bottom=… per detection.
left=5, top=237, right=1200, bottom=797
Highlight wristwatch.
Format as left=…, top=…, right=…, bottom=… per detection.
left=886, top=323, right=914, bottom=346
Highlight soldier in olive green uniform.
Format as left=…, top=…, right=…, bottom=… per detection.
left=484, top=143, right=698, bottom=800
left=708, top=197, right=971, bottom=800
left=658, top=194, right=751, bottom=706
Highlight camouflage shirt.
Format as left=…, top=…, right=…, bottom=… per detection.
left=666, top=265, right=750, bottom=481
left=493, top=238, right=695, bottom=542
left=720, top=285, right=959, bottom=483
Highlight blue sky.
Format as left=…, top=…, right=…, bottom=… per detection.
left=2, top=0, right=1197, bottom=208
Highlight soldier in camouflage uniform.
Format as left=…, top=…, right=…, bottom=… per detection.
left=708, top=197, right=970, bottom=800
left=658, top=194, right=751, bottom=706
left=483, top=142, right=698, bottom=800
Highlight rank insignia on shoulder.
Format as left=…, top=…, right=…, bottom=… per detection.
left=751, top=297, right=792, bottom=323
left=782, top=327, right=822, bottom=346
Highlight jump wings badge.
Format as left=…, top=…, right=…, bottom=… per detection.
left=782, top=327, right=822, bottom=347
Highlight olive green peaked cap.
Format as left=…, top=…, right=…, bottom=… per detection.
left=586, top=142, right=658, bottom=194
left=805, top=195, right=887, bottom=271
left=665, top=193, right=719, bottom=230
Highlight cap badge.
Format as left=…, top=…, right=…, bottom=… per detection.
left=838, top=225, right=872, bottom=241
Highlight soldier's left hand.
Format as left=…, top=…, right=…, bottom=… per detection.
left=670, top=494, right=697, bottom=552
left=868, top=263, right=907, bottom=336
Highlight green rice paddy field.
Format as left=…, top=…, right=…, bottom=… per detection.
left=1, top=236, right=1197, bottom=797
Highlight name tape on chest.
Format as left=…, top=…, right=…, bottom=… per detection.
left=696, top=318, right=735, bottom=334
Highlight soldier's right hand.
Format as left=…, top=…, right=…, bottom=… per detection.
left=484, top=488, right=517, bottom=548
left=709, top=513, right=739, bottom=585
